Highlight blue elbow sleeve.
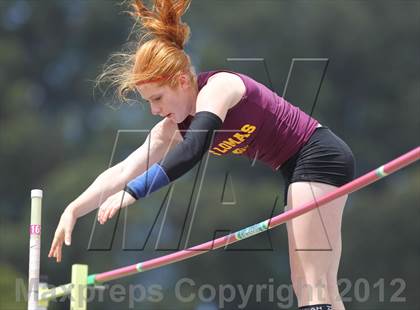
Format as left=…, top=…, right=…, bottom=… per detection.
left=125, top=163, right=170, bottom=200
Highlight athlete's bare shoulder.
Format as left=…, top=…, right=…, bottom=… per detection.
left=206, top=72, right=246, bottom=109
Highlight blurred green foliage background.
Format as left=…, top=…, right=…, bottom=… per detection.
left=0, top=0, right=419, bottom=309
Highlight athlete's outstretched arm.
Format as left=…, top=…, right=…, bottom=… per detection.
left=124, top=72, right=246, bottom=201
left=49, top=117, right=182, bottom=262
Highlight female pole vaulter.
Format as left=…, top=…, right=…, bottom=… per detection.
left=49, top=1, right=355, bottom=309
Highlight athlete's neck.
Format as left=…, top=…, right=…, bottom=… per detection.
left=189, top=83, right=199, bottom=116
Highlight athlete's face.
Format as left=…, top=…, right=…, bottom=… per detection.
left=136, top=74, right=197, bottom=123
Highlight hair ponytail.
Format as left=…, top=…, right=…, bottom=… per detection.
left=95, top=0, right=195, bottom=103
left=130, top=0, right=191, bottom=49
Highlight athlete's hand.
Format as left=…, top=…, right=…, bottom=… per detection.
left=97, top=190, right=136, bottom=225
left=48, top=207, right=77, bottom=263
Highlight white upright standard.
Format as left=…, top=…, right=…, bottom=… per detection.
left=28, top=189, right=43, bottom=310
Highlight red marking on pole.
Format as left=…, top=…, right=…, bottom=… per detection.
left=30, top=225, right=41, bottom=235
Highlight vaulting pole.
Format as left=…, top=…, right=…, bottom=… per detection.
left=88, top=146, right=420, bottom=285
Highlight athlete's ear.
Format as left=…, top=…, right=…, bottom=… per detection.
left=178, top=73, right=190, bottom=90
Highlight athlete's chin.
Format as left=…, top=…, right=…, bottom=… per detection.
left=166, top=113, right=179, bottom=123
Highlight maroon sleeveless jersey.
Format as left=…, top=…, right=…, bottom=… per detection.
left=177, top=70, right=319, bottom=170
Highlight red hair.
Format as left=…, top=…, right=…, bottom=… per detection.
left=95, top=0, right=196, bottom=102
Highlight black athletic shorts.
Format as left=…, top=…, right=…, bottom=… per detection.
left=280, top=126, right=356, bottom=205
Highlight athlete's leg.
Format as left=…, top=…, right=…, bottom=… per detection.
left=286, top=181, right=347, bottom=309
